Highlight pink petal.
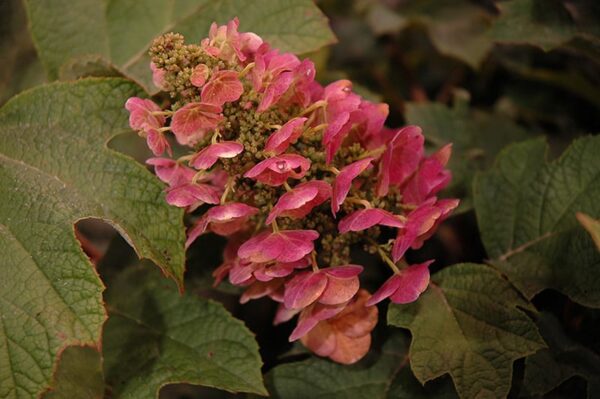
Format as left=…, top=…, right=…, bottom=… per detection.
left=274, top=303, right=300, bottom=325
left=125, top=97, right=164, bottom=131
left=201, top=70, right=244, bottom=105
left=150, top=62, right=168, bottom=91
left=146, top=130, right=171, bottom=157
left=190, top=64, right=210, bottom=87
left=266, top=180, right=330, bottom=223
left=389, top=261, right=433, bottom=304
left=190, top=141, right=244, bottom=170
left=186, top=203, right=258, bottom=247
left=376, top=126, right=424, bottom=197
left=165, top=183, right=220, bottom=207
left=401, top=156, right=452, bottom=205
left=243, top=154, right=311, bottom=186
left=331, top=157, right=373, bottom=214
left=264, top=117, right=307, bottom=155
left=237, top=229, right=319, bottom=263
left=319, top=265, right=363, bottom=305
left=284, top=271, right=328, bottom=310
left=338, top=208, right=404, bottom=233
left=170, top=102, right=223, bottom=146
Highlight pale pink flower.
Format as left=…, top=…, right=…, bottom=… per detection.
left=190, top=141, right=244, bottom=170
left=338, top=208, right=404, bottom=233
left=165, top=182, right=221, bottom=208
left=201, top=70, right=244, bottom=105
left=125, top=97, right=165, bottom=131
left=238, top=229, right=319, bottom=263
left=190, top=64, right=210, bottom=87
left=331, top=157, right=373, bottom=214
left=170, top=102, right=223, bottom=146
left=150, top=62, right=168, bottom=91
left=266, top=180, right=331, bottom=223
left=366, top=261, right=433, bottom=306
left=201, top=18, right=245, bottom=62
left=243, top=154, right=310, bottom=186
left=146, top=158, right=195, bottom=187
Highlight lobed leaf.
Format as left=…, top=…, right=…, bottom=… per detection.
left=474, top=137, right=600, bottom=307
left=24, top=0, right=336, bottom=92
left=102, top=264, right=266, bottom=397
left=0, top=78, right=185, bottom=398
left=388, top=263, right=545, bottom=399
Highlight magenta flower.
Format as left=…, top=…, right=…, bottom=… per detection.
left=392, top=199, right=459, bottom=261
left=283, top=265, right=363, bottom=310
left=244, top=154, right=310, bottom=186
left=264, top=117, right=307, bottom=155
left=338, top=208, right=404, bottom=233
left=186, top=202, right=258, bottom=247
left=401, top=144, right=453, bottom=205
left=170, top=102, right=223, bottom=146
left=201, top=70, right=245, bottom=105
left=238, top=229, right=319, bottom=263
left=331, top=157, right=373, bottom=214
left=366, top=261, right=433, bottom=306
left=376, top=125, right=424, bottom=197
left=266, top=180, right=331, bottom=223
left=190, top=141, right=244, bottom=170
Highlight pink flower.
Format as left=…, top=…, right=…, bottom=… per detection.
left=252, top=45, right=300, bottom=92
left=266, top=181, right=331, bottom=224
left=125, top=97, right=165, bottom=131
left=150, top=62, right=168, bottom=90
left=244, top=154, right=310, bottom=186
left=170, top=102, right=223, bottom=146
left=392, top=198, right=459, bottom=261
left=186, top=202, right=258, bottom=247
left=299, top=289, right=378, bottom=364
left=165, top=182, right=221, bottom=209
left=146, top=158, right=195, bottom=187
left=240, top=279, right=285, bottom=304
left=201, top=18, right=246, bottom=62
left=366, top=261, right=433, bottom=306
left=190, top=141, right=244, bottom=170
left=146, top=130, right=171, bottom=157
left=401, top=144, right=452, bottom=205
left=338, top=208, right=404, bottom=233
left=331, top=157, right=373, bottom=214
left=377, top=126, right=424, bottom=197
left=264, top=117, right=307, bottom=155
left=190, top=64, right=210, bottom=87
left=284, top=265, right=363, bottom=311
left=253, top=258, right=309, bottom=282
left=201, top=70, right=244, bottom=105
left=238, top=229, right=319, bottom=263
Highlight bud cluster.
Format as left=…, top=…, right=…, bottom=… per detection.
left=125, top=18, right=458, bottom=364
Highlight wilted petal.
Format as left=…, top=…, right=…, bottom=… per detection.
left=331, top=157, right=373, bottom=214
left=299, top=322, right=336, bottom=356
left=264, top=117, right=307, bottom=155
left=190, top=141, right=244, bottom=170
left=338, top=208, right=404, bottom=233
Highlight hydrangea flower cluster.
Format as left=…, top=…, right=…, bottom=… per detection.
left=126, top=18, right=458, bottom=365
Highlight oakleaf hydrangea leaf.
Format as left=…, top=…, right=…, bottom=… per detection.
left=577, top=212, right=600, bottom=251
left=474, top=137, right=600, bottom=307
left=42, top=346, right=104, bottom=399
left=262, top=333, right=457, bottom=399
left=388, top=263, right=545, bottom=399
left=24, top=0, right=336, bottom=92
left=523, top=312, right=600, bottom=398
left=0, top=78, right=185, bottom=398
left=102, top=264, right=266, bottom=397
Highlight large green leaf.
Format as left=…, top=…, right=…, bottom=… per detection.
left=406, top=96, right=531, bottom=212
left=0, top=78, right=185, bottom=398
left=522, top=312, right=600, bottom=398
left=102, top=264, right=266, bottom=397
left=473, top=137, right=600, bottom=307
left=263, top=333, right=456, bottom=399
left=42, top=346, right=104, bottom=399
left=24, top=0, right=336, bottom=92
left=388, top=263, right=545, bottom=399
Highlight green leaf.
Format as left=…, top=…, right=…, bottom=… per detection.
left=405, top=96, right=531, bottom=212
left=24, top=0, right=336, bottom=92
left=102, top=263, right=266, bottom=397
left=473, top=137, right=600, bottom=307
left=523, top=313, right=600, bottom=398
left=263, top=333, right=457, bottom=399
left=489, top=0, right=578, bottom=51
left=0, top=78, right=185, bottom=398
left=42, top=346, right=104, bottom=399
left=388, top=263, right=545, bottom=399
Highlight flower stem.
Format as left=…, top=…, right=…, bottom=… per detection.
left=238, top=62, right=255, bottom=78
